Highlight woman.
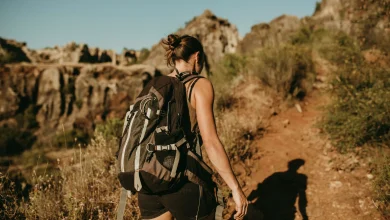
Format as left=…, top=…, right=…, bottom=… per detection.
left=137, top=34, right=249, bottom=220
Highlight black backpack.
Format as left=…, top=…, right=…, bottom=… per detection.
left=116, top=72, right=214, bottom=194
left=115, top=72, right=225, bottom=220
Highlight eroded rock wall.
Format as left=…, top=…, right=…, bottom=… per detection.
left=0, top=64, right=158, bottom=143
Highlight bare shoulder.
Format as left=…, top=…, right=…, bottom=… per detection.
left=194, top=77, right=214, bottom=94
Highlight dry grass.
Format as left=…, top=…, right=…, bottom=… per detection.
left=215, top=76, right=272, bottom=160
left=14, top=132, right=140, bottom=219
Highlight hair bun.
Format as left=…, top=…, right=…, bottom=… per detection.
left=167, top=34, right=181, bottom=50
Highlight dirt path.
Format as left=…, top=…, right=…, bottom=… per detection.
left=230, top=91, right=382, bottom=220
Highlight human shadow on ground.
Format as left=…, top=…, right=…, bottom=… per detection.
left=231, top=159, right=309, bottom=220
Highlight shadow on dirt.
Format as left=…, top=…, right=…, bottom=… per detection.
left=231, top=158, right=309, bottom=220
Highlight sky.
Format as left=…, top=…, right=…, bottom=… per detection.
left=0, top=0, right=318, bottom=52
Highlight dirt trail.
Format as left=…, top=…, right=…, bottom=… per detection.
left=230, top=91, right=382, bottom=220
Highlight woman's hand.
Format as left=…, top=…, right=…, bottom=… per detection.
left=232, top=188, right=249, bottom=219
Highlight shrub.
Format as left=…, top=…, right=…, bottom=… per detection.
left=321, top=64, right=390, bottom=152
left=95, top=118, right=123, bottom=141
left=216, top=109, right=264, bottom=160
left=0, top=51, right=14, bottom=64
left=53, top=128, right=90, bottom=148
left=0, top=126, right=36, bottom=156
left=211, top=53, right=247, bottom=110
left=137, top=48, right=150, bottom=63
left=0, top=173, right=28, bottom=219
left=247, top=44, right=315, bottom=100
left=314, top=1, right=322, bottom=14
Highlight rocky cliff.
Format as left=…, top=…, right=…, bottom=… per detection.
left=0, top=63, right=159, bottom=153
left=312, top=0, right=390, bottom=48
left=238, top=15, right=301, bottom=55
left=238, top=0, right=390, bottom=55
left=143, top=10, right=240, bottom=74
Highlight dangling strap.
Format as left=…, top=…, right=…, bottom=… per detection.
left=215, top=188, right=225, bottom=220
left=117, top=188, right=132, bottom=220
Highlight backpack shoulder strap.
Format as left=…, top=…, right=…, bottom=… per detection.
left=187, top=76, right=204, bottom=103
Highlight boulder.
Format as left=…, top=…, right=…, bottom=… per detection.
left=238, top=15, right=301, bottom=55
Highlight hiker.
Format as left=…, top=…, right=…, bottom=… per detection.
left=147, top=34, right=247, bottom=219
left=116, top=34, right=249, bottom=220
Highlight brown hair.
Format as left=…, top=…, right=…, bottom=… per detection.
left=161, top=34, right=204, bottom=67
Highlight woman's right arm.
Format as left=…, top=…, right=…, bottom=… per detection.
left=191, top=78, right=249, bottom=219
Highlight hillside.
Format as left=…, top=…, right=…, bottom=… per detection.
left=1, top=0, right=390, bottom=219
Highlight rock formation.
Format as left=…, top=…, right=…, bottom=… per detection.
left=143, top=9, right=240, bottom=74
left=0, top=63, right=160, bottom=145
left=312, top=0, right=390, bottom=47
left=239, top=0, right=390, bottom=55
left=0, top=38, right=31, bottom=64
left=120, top=49, right=137, bottom=66
left=238, top=15, right=301, bottom=55
left=27, top=42, right=118, bottom=65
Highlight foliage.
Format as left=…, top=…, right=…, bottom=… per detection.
left=0, top=127, right=36, bottom=156
left=95, top=118, right=123, bottom=141
left=0, top=173, right=28, bottom=219
left=0, top=51, right=15, bottom=64
left=314, top=1, right=322, bottom=14
left=216, top=108, right=264, bottom=160
left=315, top=27, right=390, bottom=218
left=137, top=48, right=150, bottom=63
left=211, top=53, right=247, bottom=110
left=247, top=44, right=315, bottom=100
left=53, top=128, right=90, bottom=148
left=321, top=55, right=390, bottom=151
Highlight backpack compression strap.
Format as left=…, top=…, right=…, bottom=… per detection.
left=116, top=188, right=132, bottom=220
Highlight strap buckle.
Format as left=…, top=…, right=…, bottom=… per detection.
left=146, top=143, right=154, bottom=153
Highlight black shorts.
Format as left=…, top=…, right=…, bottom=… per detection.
left=138, top=182, right=217, bottom=220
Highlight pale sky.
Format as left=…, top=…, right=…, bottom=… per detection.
left=0, top=0, right=319, bottom=52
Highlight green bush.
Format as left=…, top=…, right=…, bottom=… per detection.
left=211, top=53, right=247, bottom=110
left=291, top=27, right=363, bottom=66
left=0, top=52, right=14, bottom=64
left=0, top=126, right=36, bottom=156
left=314, top=1, right=321, bottom=14
left=53, top=129, right=90, bottom=148
left=322, top=63, right=390, bottom=152
left=95, top=118, right=123, bottom=140
left=247, top=44, right=315, bottom=100
left=137, top=48, right=150, bottom=63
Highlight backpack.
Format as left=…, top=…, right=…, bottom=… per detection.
left=115, top=72, right=224, bottom=220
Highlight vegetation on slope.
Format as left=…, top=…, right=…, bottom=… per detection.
left=2, top=18, right=390, bottom=220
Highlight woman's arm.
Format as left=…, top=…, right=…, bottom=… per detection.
left=191, top=78, right=249, bottom=219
